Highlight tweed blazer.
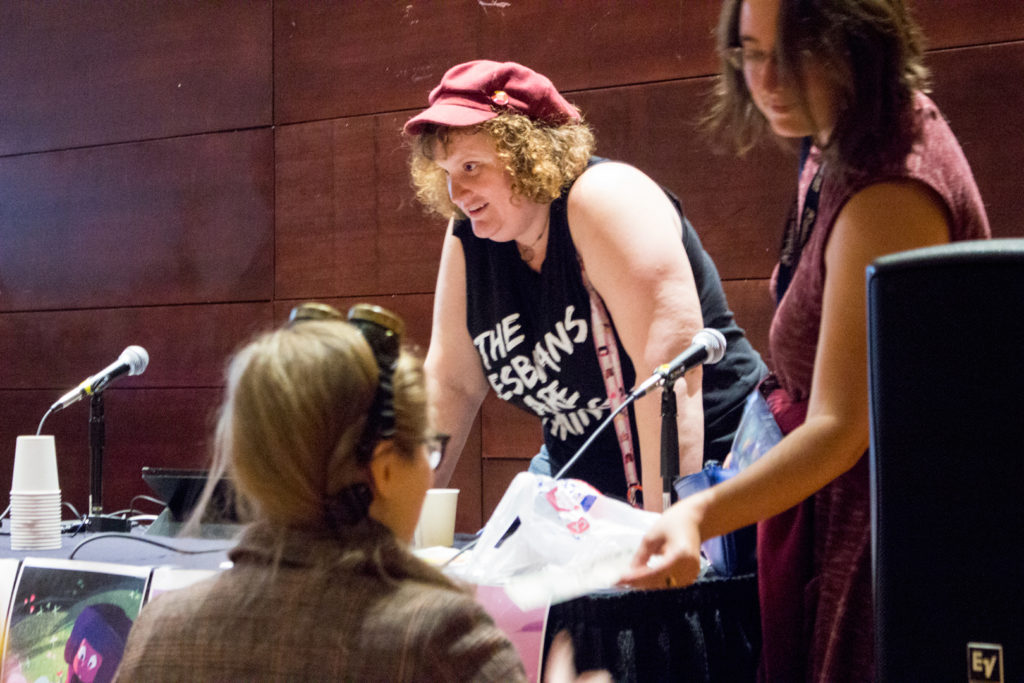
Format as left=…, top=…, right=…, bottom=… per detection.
left=112, top=521, right=527, bottom=682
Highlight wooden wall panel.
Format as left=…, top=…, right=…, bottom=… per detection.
left=0, top=1, right=272, bottom=156
left=0, top=131, right=274, bottom=311
left=453, top=418, right=484, bottom=534
left=481, top=394, right=540, bottom=462
left=928, top=42, right=1024, bottom=238
left=276, top=115, right=441, bottom=299
left=276, top=117, right=381, bottom=298
left=913, top=0, right=1024, bottom=48
left=91, top=388, right=224, bottom=516
left=0, top=303, right=273, bottom=390
left=274, top=0, right=724, bottom=125
left=0, top=388, right=222, bottom=518
left=273, top=0, right=1024, bottom=129
left=478, top=0, right=721, bottom=90
left=0, top=303, right=271, bottom=514
left=274, top=2, right=479, bottom=123
left=570, top=80, right=792, bottom=280
left=376, top=113, right=451, bottom=294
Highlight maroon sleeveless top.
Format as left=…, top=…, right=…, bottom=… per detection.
left=758, top=92, right=990, bottom=683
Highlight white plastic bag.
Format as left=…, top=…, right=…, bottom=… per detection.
left=449, top=472, right=658, bottom=609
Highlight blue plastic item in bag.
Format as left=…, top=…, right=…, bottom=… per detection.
left=671, top=389, right=782, bottom=577
left=673, top=461, right=757, bottom=577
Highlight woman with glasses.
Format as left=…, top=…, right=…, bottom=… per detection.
left=623, top=1, right=989, bottom=681
left=111, top=304, right=530, bottom=681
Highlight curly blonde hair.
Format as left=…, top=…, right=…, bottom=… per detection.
left=407, top=112, right=595, bottom=219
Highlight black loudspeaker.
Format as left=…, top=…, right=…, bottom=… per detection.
left=867, top=239, right=1024, bottom=683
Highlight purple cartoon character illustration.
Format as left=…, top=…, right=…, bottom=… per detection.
left=62, top=604, right=133, bottom=683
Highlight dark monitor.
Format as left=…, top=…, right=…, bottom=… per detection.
left=141, top=467, right=238, bottom=523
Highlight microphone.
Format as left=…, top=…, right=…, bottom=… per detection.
left=630, top=328, right=727, bottom=400
left=50, top=345, right=150, bottom=412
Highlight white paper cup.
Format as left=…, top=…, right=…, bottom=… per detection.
left=10, top=492, right=61, bottom=513
left=10, top=536, right=61, bottom=550
left=11, top=435, right=60, bottom=493
left=11, top=525, right=62, bottom=539
left=10, top=491, right=61, bottom=501
left=10, top=436, right=62, bottom=550
left=414, top=488, right=459, bottom=548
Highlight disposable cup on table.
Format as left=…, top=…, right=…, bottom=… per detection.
left=11, top=435, right=60, bottom=492
left=413, top=488, right=459, bottom=548
left=9, top=435, right=62, bottom=550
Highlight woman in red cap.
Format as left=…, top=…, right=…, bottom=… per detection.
left=405, top=60, right=766, bottom=511
left=622, top=0, right=990, bottom=681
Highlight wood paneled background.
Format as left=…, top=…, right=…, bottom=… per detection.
left=1, top=1, right=1021, bottom=532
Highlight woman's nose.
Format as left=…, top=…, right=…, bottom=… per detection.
left=447, top=175, right=463, bottom=201
left=743, top=48, right=782, bottom=92
left=760, top=55, right=780, bottom=90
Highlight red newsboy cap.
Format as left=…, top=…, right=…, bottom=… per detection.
left=403, top=60, right=580, bottom=135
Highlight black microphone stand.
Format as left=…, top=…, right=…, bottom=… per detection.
left=660, top=377, right=679, bottom=511
left=86, top=393, right=131, bottom=532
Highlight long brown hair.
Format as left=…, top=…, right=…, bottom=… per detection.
left=189, top=320, right=427, bottom=531
left=706, top=0, right=930, bottom=181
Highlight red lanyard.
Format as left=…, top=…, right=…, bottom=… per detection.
left=578, top=257, right=643, bottom=508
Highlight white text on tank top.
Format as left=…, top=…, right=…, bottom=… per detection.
left=471, top=305, right=609, bottom=440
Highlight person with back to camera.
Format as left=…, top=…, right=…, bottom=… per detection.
left=112, top=303, right=606, bottom=682
left=405, top=60, right=766, bottom=512
left=621, top=0, right=991, bottom=681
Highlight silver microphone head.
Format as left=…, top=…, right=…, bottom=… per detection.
left=693, top=328, right=727, bottom=365
left=120, top=345, right=150, bottom=376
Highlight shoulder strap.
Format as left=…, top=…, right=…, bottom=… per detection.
left=577, top=256, right=643, bottom=508
left=776, top=139, right=825, bottom=303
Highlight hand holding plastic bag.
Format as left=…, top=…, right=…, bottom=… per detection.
left=449, top=472, right=658, bottom=609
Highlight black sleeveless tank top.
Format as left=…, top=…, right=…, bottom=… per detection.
left=456, top=158, right=765, bottom=497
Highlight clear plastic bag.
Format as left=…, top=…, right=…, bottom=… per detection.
left=449, top=472, right=658, bottom=609
left=730, top=388, right=783, bottom=470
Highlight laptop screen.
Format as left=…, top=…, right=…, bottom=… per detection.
left=141, top=467, right=237, bottom=523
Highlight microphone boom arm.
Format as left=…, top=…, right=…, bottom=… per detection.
left=552, top=394, right=636, bottom=481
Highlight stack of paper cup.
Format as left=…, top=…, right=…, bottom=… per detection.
left=10, top=435, right=62, bottom=551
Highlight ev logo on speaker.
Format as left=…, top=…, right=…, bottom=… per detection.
left=968, top=642, right=1003, bottom=683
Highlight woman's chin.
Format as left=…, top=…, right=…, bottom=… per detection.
left=471, top=221, right=504, bottom=241
left=766, top=117, right=814, bottom=141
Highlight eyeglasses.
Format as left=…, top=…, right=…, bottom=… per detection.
left=425, top=433, right=450, bottom=471
left=723, top=46, right=777, bottom=77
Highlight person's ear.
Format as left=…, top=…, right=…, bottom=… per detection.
left=367, top=440, right=402, bottom=502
